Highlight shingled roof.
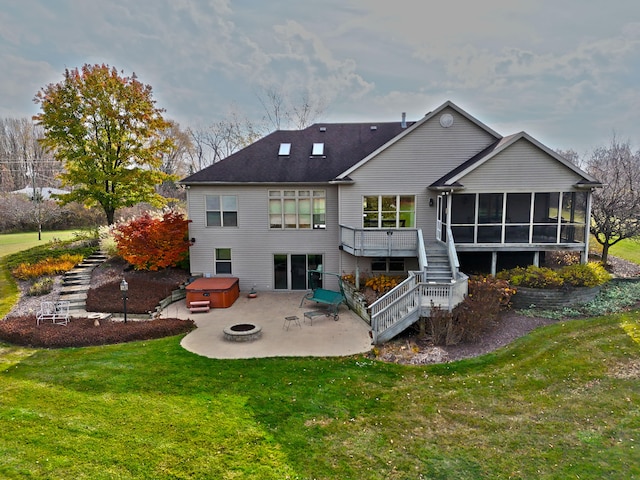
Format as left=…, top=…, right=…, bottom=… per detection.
left=180, top=121, right=413, bottom=184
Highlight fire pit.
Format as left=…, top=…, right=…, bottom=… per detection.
left=223, top=323, right=262, bottom=342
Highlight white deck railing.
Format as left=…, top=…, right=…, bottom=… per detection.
left=369, top=271, right=468, bottom=344
left=339, top=225, right=419, bottom=256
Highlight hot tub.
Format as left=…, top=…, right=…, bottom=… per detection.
left=186, top=277, right=239, bottom=309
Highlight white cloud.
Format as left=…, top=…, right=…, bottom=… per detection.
left=1, top=0, right=640, bottom=154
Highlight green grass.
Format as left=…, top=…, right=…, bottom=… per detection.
left=609, top=238, right=640, bottom=265
left=0, top=230, right=83, bottom=258
left=591, top=236, right=640, bottom=265
left=0, top=230, right=95, bottom=319
left=1, top=312, right=639, bottom=479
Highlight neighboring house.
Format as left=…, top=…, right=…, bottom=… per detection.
left=180, top=101, right=601, bottom=343
left=10, top=186, right=70, bottom=200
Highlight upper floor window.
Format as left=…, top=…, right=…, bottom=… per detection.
left=206, top=195, right=238, bottom=227
left=363, top=195, right=415, bottom=228
left=269, top=190, right=326, bottom=229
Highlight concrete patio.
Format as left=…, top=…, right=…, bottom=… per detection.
left=157, top=292, right=373, bottom=359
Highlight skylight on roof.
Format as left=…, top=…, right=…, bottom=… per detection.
left=278, top=143, right=291, bottom=156
left=312, top=143, right=324, bottom=156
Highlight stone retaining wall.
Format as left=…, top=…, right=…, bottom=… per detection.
left=511, top=285, right=601, bottom=310
left=342, top=282, right=371, bottom=324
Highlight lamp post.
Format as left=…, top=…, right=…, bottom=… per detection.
left=120, top=278, right=128, bottom=323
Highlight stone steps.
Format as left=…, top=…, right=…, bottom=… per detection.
left=58, top=251, right=107, bottom=312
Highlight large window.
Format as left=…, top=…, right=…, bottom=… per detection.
left=206, top=195, right=237, bottom=227
left=363, top=195, right=415, bottom=228
left=214, top=248, right=232, bottom=274
left=269, top=190, right=326, bottom=229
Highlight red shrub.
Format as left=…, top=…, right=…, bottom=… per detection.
left=113, top=210, right=191, bottom=271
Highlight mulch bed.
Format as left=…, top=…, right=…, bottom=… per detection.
left=0, top=316, right=195, bottom=348
left=86, top=278, right=183, bottom=314
left=86, top=258, right=190, bottom=314
left=0, top=259, right=195, bottom=349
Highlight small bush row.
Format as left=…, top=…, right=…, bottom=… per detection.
left=4, top=233, right=98, bottom=271
left=364, top=274, right=403, bottom=296
left=496, top=263, right=610, bottom=289
left=12, top=253, right=84, bottom=280
left=341, top=272, right=406, bottom=299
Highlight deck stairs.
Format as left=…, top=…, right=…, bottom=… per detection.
left=368, top=232, right=467, bottom=344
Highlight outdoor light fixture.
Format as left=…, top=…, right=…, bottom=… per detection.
left=120, top=278, right=128, bottom=323
left=429, top=198, right=434, bottom=207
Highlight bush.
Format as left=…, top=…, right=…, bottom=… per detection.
left=98, top=225, right=119, bottom=256
left=427, top=276, right=516, bottom=346
left=364, top=274, right=403, bottom=296
left=27, top=277, right=55, bottom=296
left=497, top=263, right=610, bottom=289
left=497, top=265, right=564, bottom=289
left=11, top=253, right=83, bottom=280
left=559, top=262, right=610, bottom=288
left=4, top=237, right=98, bottom=271
left=112, top=210, right=190, bottom=271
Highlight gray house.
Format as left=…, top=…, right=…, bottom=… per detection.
left=180, top=101, right=600, bottom=342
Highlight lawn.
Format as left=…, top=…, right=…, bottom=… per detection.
left=591, top=236, right=640, bottom=265
left=1, top=312, right=639, bottom=479
left=0, top=230, right=90, bottom=319
left=0, top=230, right=83, bottom=258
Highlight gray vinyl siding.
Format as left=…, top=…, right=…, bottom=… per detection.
left=338, top=107, right=498, bottom=242
left=459, top=139, right=585, bottom=192
left=187, top=185, right=340, bottom=291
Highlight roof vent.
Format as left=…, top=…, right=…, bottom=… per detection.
left=401, top=112, right=407, bottom=128
left=319, top=126, right=326, bottom=132
left=278, top=143, right=291, bottom=156
left=370, top=125, right=377, bottom=131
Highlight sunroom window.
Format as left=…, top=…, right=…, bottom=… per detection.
left=449, top=191, right=587, bottom=245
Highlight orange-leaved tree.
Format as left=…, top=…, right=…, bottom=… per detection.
left=113, top=210, right=191, bottom=270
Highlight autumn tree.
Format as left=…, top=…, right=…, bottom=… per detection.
left=112, top=210, right=190, bottom=271
left=585, top=137, right=640, bottom=265
left=33, top=64, right=175, bottom=224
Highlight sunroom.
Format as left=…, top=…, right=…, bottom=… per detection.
left=434, top=189, right=593, bottom=274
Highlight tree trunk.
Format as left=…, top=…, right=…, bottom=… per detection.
left=601, top=243, right=610, bottom=266
left=105, top=207, right=115, bottom=226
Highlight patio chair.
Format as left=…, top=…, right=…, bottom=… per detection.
left=36, top=300, right=70, bottom=326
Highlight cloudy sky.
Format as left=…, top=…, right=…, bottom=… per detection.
left=2, top=0, right=639, bottom=155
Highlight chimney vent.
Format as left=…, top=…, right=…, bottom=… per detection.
left=401, top=112, right=407, bottom=128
